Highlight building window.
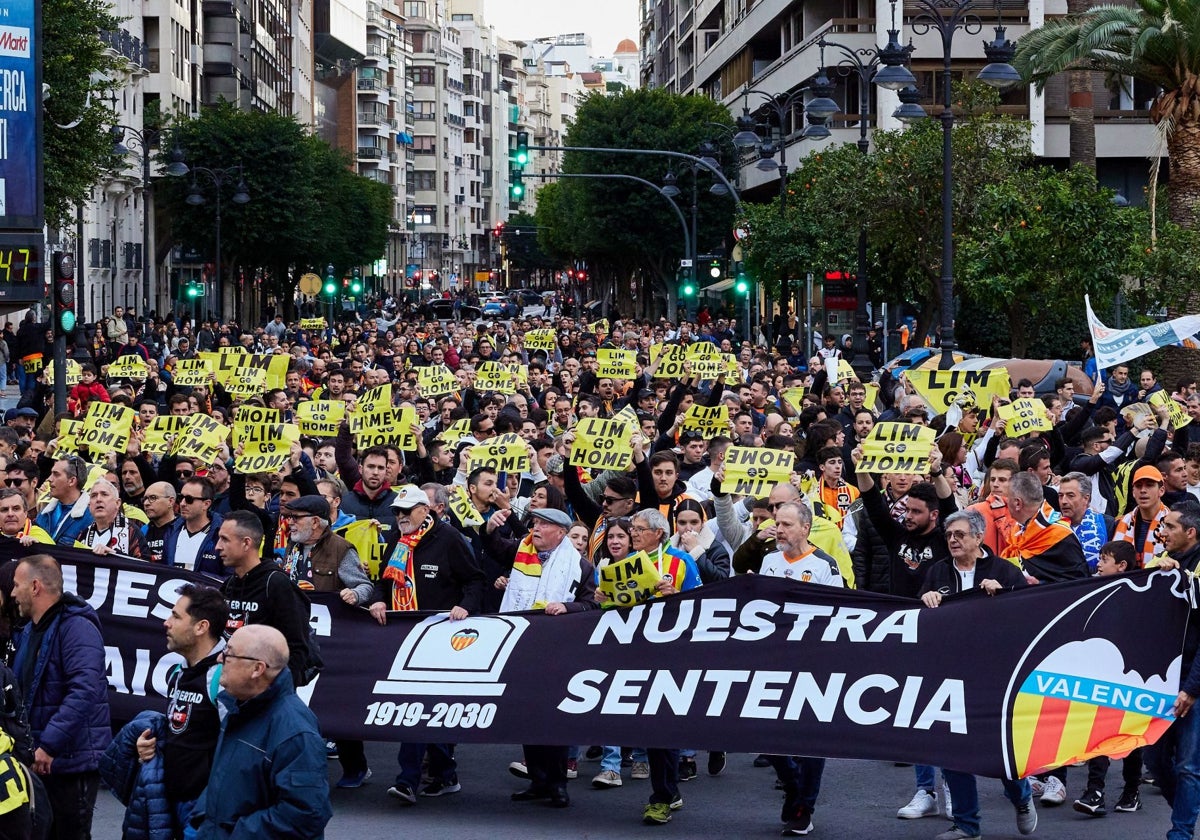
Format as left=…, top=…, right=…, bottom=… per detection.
left=410, top=66, right=435, bottom=86
left=410, top=206, right=434, bottom=225
left=413, top=135, right=436, bottom=154
left=404, top=2, right=426, bottom=18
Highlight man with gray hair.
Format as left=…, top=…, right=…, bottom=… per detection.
left=188, top=625, right=332, bottom=839
left=78, top=478, right=150, bottom=559
left=1005, top=472, right=1088, bottom=583
left=1056, top=471, right=1113, bottom=572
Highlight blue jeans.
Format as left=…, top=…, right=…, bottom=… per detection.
left=768, top=755, right=825, bottom=821
left=915, top=764, right=938, bottom=792
left=601, top=745, right=646, bottom=774
left=395, top=742, right=456, bottom=791
left=1163, top=700, right=1200, bottom=840
left=943, top=770, right=1030, bottom=838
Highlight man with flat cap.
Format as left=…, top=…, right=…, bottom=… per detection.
left=382, top=485, right=486, bottom=805
left=279, top=494, right=381, bottom=789
left=487, top=505, right=597, bottom=808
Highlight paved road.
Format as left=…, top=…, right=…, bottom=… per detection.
left=91, top=741, right=1170, bottom=838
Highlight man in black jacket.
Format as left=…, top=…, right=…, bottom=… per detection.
left=381, top=485, right=485, bottom=806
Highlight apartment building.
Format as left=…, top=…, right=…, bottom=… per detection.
left=639, top=0, right=1154, bottom=202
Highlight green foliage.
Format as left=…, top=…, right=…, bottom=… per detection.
left=1121, top=212, right=1200, bottom=313
left=42, top=0, right=124, bottom=227
left=504, top=211, right=555, bottom=275
left=955, top=165, right=1131, bottom=356
left=158, top=104, right=390, bottom=282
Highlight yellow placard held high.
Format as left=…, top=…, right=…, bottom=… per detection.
left=596, top=349, right=637, bottom=381
left=905, top=368, right=1012, bottom=415
left=858, top=422, right=937, bottom=474
left=415, top=365, right=459, bottom=399
left=468, top=433, right=530, bottom=473
left=721, top=446, right=796, bottom=497
left=1149, top=390, right=1192, bottom=429
left=681, top=404, right=728, bottom=438
left=171, top=358, right=211, bottom=387
left=570, top=417, right=633, bottom=471
left=523, top=329, right=558, bottom=352
left=107, top=356, right=149, bottom=381
left=997, top=399, right=1052, bottom=436
left=296, top=400, right=346, bottom=437
left=78, top=402, right=137, bottom=455
left=650, top=344, right=687, bottom=378
left=475, top=362, right=516, bottom=395
left=448, top=484, right=483, bottom=528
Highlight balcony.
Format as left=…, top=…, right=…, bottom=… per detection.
left=358, top=146, right=384, bottom=160
left=358, top=111, right=385, bottom=127
left=357, top=77, right=382, bottom=92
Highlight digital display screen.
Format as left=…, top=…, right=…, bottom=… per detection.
left=0, top=231, right=44, bottom=301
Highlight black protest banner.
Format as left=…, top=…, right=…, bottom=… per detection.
left=9, top=546, right=1187, bottom=780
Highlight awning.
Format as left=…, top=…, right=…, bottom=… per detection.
left=396, top=132, right=414, bottom=145
left=703, top=278, right=734, bottom=292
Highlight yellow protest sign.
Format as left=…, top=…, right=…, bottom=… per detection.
left=235, top=406, right=282, bottom=426
left=299, top=318, right=327, bottom=330
left=650, top=343, right=687, bottom=378
left=171, top=358, right=210, bottom=387
left=171, top=414, right=227, bottom=463
left=224, top=366, right=268, bottom=398
left=587, top=319, right=609, bottom=336
left=1149, top=390, right=1192, bottom=429
left=836, top=359, right=856, bottom=384
left=416, top=365, right=459, bottom=399
left=613, top=404, right=639, bottom=431
left=354, top=384, right=392, bottom=420
left=199, top=351, right=290, bottom=392
left=684, top=344, right=726, bottom=379
left=681, top=404, right=729, bottom=438
left=448, top=484, right=483, bottom=528
left=720, top=447, right=796, bottom=497
left=296, top=400, right=345, bottom=437
left=57, top=419, right=82, bottom=454
left=233, top=421, right=298, bottom=473
left=355, top=406, right=420, bottom=450
left=599, top=551, right=663, bottom=608
left=863, top=382, right=880, bottom=411
left=107, top=356, right=148, bottom=381
left=570, top=417, right=633, bottom=471
left=997, top=398, right=1052, bottom=436
left=904, top=368, right=1012, bottom=415
left=337, top=520, right=387, bottom=578
left=43, top=359, right=81, bottom=387
left=523, top=329, right=557, bottom=352
left=596, top=349, right=637, bottom=381
left=475, top=361, right=516, bottom=395
left=858, top=422, right=937, bottom=474
left=437, top=419, right=472, bottom=447
left=468, top=433, right=530, bottom=473
left=780, top=387, right=806, bottom=413
left=79, top=402, right=136, bottom=455
left=142, top=416, right=189, bottom=455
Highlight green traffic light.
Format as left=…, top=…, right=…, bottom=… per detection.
left=511, top=184, right=524, bottom=198
left=60, top=311, right=76, bottom=332
left=324, top=281, right=337, bottom=296
left=186, top=285, right=199, bottom=299
left=351, top=281, right=363, bottom=294
left=736, top=275, right=749, bottom=294
left=682, top=282, right=696, bottom=297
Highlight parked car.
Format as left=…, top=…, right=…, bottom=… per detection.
left=482, top=295, right=509, bottom=319
left=516, top=288, right=544, bottom=306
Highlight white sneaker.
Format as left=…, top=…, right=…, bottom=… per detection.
left=591, top=769, right=622, bottom=788
left=1040, top=776, right=1067, bottom=806
left=897, top=789, right=939, bottom=819
left=943, top=780, right=953, bottom=818
left=1027, top=777, right=1046, bottom=797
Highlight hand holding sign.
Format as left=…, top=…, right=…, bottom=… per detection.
left=858, top=422, right=937, bottom=474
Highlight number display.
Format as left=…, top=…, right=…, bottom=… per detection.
left=363, top=701, right=497, bottom=729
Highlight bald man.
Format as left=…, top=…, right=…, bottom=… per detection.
left=188, top=625, right=331, bottom=839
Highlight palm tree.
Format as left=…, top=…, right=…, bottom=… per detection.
left=1013, top=0, right=1200, bottom=228
left=1065, top=0, right=1096, bottom=170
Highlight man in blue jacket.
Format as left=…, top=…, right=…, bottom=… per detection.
left=189, top=624, right=331, bottom=839
left=12, top=553, right=112, bottom=840
left=34, top=455, right=94, bottom=546
left=163, top=477, right=226, bottom=576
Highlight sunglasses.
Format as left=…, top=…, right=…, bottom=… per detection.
left=177, top=470, right=195, bottom=479
left=178, top=494, right=209, bottom=504
left=4, top=478, right=27, bottom=487
left=601, top=495, right=630, bottom=505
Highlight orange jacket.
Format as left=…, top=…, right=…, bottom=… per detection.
left=968, top=494, right=1013, bottom=558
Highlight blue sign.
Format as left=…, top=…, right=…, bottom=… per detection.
left=0, top=0, right=41, bottom=229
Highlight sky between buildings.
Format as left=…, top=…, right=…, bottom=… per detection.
left=484, top=0, right=638, bottom=59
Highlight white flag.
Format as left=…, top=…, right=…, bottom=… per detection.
left=1085, top=295, right=1200, bottom=370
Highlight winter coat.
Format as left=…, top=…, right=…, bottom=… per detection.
left=13, top=595, right=111, bottom=774
left=100, top=711, right=172, bottom=840
left=669, top=527, right=731, bottom=584
left=34, top=493, right=94, bottom=547
left=190, top=670, right=331, bottom=840
left=163, top=512, right=227, bottom=577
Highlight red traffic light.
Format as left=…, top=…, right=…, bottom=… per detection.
left=577, top=271, right=587, bottom=282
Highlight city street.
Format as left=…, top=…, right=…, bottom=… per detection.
left=91, top=741, right=1169, bottom=838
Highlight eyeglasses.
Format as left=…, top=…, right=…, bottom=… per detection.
left=217, top=650, right=262, bottom=664
left=4, top=478, right=27, bottom=487
left=629, top=525, right=656, bottom=534
left=178, top=494, right=209, bottom=505
left=245, top=486, right=265, bottom=495
left=945, top=530, right=974, bottom=542
left=176, top=470, right=195, bottom=479
left=281, top=513, right=315, bottom=522
left=142, top=494, right=174, bottom=503
left=601, top=495, right=630, bottom=505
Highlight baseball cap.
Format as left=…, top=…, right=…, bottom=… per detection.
left=530, top=508, right=573, bottom=528
left=282, top=495, right=330, bottom=520
left=391, top=485, right=429, bottom=510
left=1133, top=465, right=1164, bottom=484
left=545, top=454, right=565, bottom=476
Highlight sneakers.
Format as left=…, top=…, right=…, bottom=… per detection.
left=1015, top=798, right=1038, bottom=835
left=781, top=807, right=814, bottom=835
left=1028, top=777, right=1046, bottom=797
left=1040, top=775, right=1067, bottom=805
left=592, top=770, right=623, bottom=788
left=325, top=740, right=339, bottom=760
left=420, top=779, right=461, bottom=797
left=1073, top=788, right=1106, bottom=816
left=643, top=802, right=672, bottom=825
left=678, top=757, right=698, bottom=782
left=934, top=829, right=980, bottom=840
left=387, top=783, right=417, bottom=805
left=566, top=758, right=578, bottom=779
left=897, top=789, right=939, bottom=819
left=508, top=761, right=530, bottom=779
left=669, top=794, right=684, bottom=810
left=631, top=761, right=650, bottom=780
left=336, top=768, right=371, bottom=789
left=1114, top=787, right=1142, bottom=812
left=707, top=751, right=727, bottom=777
left=943, top=780, right=953, bottom=818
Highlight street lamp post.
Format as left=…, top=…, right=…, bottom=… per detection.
left=731, top=87, right=831, bottom=349
left=907, top=0, right=1020, bottom=367
left=810, top=10, right=918, bottom=378
left=169, top=151, right=250, bottom=324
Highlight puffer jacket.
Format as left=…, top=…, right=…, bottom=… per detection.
left=100, top=711, right=172, bottom=840
left=850, top=507, right=892, bottom=593
left=669, top=527, right=731, bottom=584
left=13, top=594, right=111, bottom=773
left=190, top=669, right=331, bottom=840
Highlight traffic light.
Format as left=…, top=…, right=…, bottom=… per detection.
left=493, top=221, right=504, bottom=238
left=681, top=274, right=696, bottom=297
left=185, top=281, right=204, bottom=299
left=735, top=271, right=750, bottom=295
left=350, top=268, right=363, bottom=296
left=324, top=263, right=337, bottom=297
left=510, top=170, right=524, bottom=200
left=709, top=259, right=724, bottom=280
left=52, top=251, right=76, bottom=336
left=515, top=131, right=529, bottom=167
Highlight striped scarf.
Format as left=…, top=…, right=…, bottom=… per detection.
left=1072, top=509, right=1107, bottom=572
left=382, top=515, right=434, bottom=611
left=1114, top=503, right=1169, bottom=570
